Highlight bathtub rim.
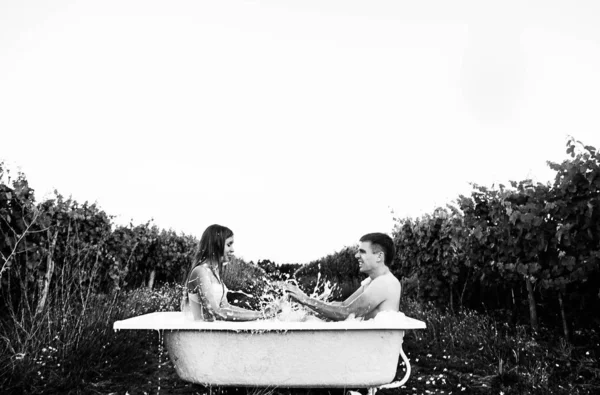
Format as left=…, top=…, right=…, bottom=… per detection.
left=113, top=311, right=426, bottom=332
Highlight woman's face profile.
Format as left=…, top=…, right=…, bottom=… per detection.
left=222, top=236, right=235, bottom=262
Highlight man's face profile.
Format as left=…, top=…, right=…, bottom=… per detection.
left=355, top=241, right=380, bottom=273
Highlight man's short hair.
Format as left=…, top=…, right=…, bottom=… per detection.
left=359, top=233, right=395, bottom=266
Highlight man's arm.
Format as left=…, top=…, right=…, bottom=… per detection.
left=339, top=284, right=366, bottom=306
left=328, top=284, right=366, bottom=306
left=284, top=281, right=387, bottom=321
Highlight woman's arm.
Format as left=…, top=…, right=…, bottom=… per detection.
left=222, top=299, right=280, bottom=318
left=190, top=265, right=269, bottom=321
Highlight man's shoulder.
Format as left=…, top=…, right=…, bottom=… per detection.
left=374, top=272, right=400, bottom=283
left=366, top=272, right=401, bottom=289
left=376, top=273, right=401, bottom=293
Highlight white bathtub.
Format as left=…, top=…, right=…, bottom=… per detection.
left=113, top=312, right=426, bottom=389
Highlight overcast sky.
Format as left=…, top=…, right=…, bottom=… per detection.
left=1, top=0, right=599, bottom=263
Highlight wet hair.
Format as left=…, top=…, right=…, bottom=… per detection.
left=186, top=224, right=233, bottom=289
left=359, top=232, right=395, bottom=266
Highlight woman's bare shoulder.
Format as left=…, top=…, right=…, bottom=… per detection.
left=188, top=264, right=215, bottom=293
left=190, top=263, right=212, bottom=279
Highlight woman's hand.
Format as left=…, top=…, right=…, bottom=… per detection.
left=262, top=300, right=283, bottom=319
left=282, top=283, right=309, bottom=304
left=263, top=304, right=277, bottom=318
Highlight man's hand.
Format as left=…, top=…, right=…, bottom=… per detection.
left=282, top=283, right=309, bottom=304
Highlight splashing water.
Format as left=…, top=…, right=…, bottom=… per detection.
left=312, top=266, right=322, bottom=297
left=180, top=268, right=346, bottom=323
left=306, top=266, right=339, bottom=302
left=261, top=278, right=351, bottom=323
left=273, top=295, right=317, bottom=322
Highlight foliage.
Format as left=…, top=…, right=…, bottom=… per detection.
left=293, top=246, right=362, bottom=300
left=256, top=259, right=302, bottom=282
left=545, top=139, right=600, bottom=290
left=222, top=257, right=271, bottom=309
left=0, top=161, right=199, bottom=393
left=392, top=206, right=468, bottom=306
left=1, top=137, right=600, bottom=393
left=0, top=161, right=198, bottom=310
left=389, top=137, right=600, bottom=335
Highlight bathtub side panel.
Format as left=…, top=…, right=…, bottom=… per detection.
left=165, top=329, right=403, bottom=388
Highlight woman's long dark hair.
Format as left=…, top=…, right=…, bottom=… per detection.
left=185, top=224, right=234, bottom=291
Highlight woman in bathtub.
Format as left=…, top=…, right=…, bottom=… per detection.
left=182, top=224, right=278, bottom=321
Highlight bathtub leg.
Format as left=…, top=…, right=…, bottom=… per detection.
left=375, top=345, right=412, bottom=391
left=348, top=342, right=412, bottom=395
left=347, top=389, right=377, bottom=395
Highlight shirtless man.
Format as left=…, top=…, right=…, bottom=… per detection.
left=283, top=233, right=401, bottom=321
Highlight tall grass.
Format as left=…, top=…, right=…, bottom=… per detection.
left=0, top=283, right=181, bottom=394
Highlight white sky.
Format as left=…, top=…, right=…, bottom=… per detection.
left=1, top=0, right=600, bottom=263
